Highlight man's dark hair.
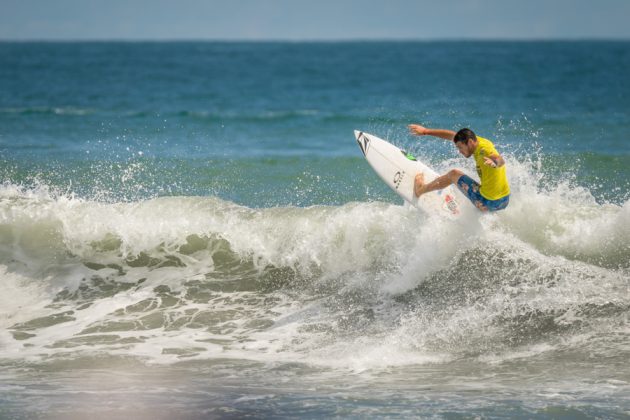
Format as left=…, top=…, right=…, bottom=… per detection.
left=453, top=128, right=477, bottom=144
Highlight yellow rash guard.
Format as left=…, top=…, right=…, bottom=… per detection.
left=473, top=136, right=510, bottom=200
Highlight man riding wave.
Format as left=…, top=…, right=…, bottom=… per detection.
left=409, top=124, right=510, bottom=212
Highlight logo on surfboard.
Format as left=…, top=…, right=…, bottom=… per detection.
left=400, top=150, right=417, bottom=161
left=356, top=132, right=371, bottom=156
left=444, top=194, right=460, bottom=215
left=393, top=171, right=405, bottom=189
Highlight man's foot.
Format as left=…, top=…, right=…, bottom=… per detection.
left=414, top=173, right=425, bottom=197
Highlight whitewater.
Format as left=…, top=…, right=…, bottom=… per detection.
left=1, top=152, right=629, bottom=417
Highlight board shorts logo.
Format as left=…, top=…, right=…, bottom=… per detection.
left=393, top=171, right=404, bottom=189
left=357, top=132, right=370, bottom=156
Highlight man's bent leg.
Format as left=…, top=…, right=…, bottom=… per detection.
left=414, top=169, right=463, bottom=197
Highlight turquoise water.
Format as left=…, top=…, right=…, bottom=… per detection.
left=1, top=42, right=629, bottom=418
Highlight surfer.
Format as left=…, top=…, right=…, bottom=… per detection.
left=409, top=124, right=510, bottom=212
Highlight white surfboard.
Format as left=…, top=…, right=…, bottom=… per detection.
left=355, top=130, right=461, bottom=217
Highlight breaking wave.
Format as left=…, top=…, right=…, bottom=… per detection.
left=0, top=178, right=628, bottom=369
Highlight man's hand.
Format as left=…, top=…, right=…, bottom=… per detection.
left=408, top=125, right=456, bottom=141
left=408, top=124, right=428, bottom=136
left=484, top=154, right=505, bottom=168
left=483, top=156, right=497, bottom=168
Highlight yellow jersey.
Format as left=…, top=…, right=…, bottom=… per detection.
left=473, top=136, right=510, bottom=200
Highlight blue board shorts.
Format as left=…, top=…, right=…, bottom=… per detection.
left=456, top=175, right=509, bottom=212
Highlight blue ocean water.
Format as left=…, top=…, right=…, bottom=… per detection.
left=2, top=42, right=629, bottom=204
left=1, top=42, right=629, bottom=418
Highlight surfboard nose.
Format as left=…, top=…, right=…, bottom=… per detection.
left=354, top=130, right=362, bottom=140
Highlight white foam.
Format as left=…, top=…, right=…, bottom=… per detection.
left=0, top=266, right=49, bottom=329
left=1, top=173, right=629, bottom=368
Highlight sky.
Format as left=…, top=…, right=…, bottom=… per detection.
left=1, top=0, right=630, bottom=41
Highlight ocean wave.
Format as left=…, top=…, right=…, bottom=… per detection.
left=2, top=183, right=627, bottom=275
left=0, top=183, right=628, bottom=367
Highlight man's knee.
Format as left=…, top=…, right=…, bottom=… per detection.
left=447, top=169, right=464, bottom=183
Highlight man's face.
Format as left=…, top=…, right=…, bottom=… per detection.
left=455, top=139, right=475, bottom=157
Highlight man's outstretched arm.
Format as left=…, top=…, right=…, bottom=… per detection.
left=408, top=124, right=456, bottom=141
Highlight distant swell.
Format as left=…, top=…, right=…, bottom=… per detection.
left=0, top=106, right=94, bottom=116
left=0, top=106, right=412, bottom=125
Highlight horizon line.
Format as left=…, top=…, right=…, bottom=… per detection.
left=2, top=37, right=630, bottom=43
